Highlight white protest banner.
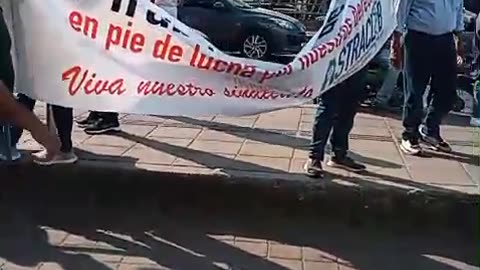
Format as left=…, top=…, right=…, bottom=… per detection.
left=5, top=0, right=398, bottom=116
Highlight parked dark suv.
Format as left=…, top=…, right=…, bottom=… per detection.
left=178, top=0, right=308, bottom=60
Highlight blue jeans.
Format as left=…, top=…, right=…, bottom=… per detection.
left=402, top=30, right=457, bottom=140
left=373, top=46, right=400, bottom=105
left=309, top=69, right=367, bottom=161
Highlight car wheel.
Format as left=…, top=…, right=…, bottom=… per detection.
left=241, top=32, right=270, bottom=60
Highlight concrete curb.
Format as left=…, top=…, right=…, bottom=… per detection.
left=0, top=162, right=478, bottom=235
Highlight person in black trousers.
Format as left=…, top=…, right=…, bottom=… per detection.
left=11, top=94, right=77, bottom=165
left=77, top=111, right=120, bottom=135
left=392, top=0, right=464, bottom=155
left=305, top=68, right=368, bottom=178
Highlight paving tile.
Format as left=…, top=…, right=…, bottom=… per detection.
left=254, top=118, right=300, bottom=130
left=354, top=116, right=387, bottom=128
left=71, top=132, right=92, bottom=146
left=405, top=156, right=473, bottom=185
left=301, top=106, right=316, bottom=114
left=255, top=109, right=301, bottom=130
left=121, top=256, right=158, bottom=265
left=239, top=142, right=294, bottom=158
left=234, top=156, right=290, bottom=172
left=37, top=263, right=65, bottom=270
left=299, top=121, right=312, bottom=132
left=83, top=135, right=136, bottom=148
left=212, top=117, right=257, bottom=128
left=303, top=247, right=337, bottom=262
left=293, top=149, right=309, bottom=159
left=207, top=234, right=235, bottom=242
left=119, top=125, right=157, bottom=137
left=235, top=237, right=267, bottom=243
left=339, top=264, right=359, bottom=270
left=62, top=234, right=97, bottom=247
left=235, top=241, right=268, bottom=257
left=121, top=115, right=167, bottom=125
left=88, top=250, right=124, bottom=264
left=441, top=129, right=477, bottom=143
left=289, top=158, right=307, bottom=174
left=77, top=145, right=130, bottom=161
left=349, top=140, right=403, bottom=164
left=189, top=141, right=242, bottom=155
left=269, top=244, right=302, bottom=260
left=142, top=138, right=193, bottom=148
left=44, top=228, right=69, bottom=246
left=196, top=130, right=246, bottom=142
left=172, top=154, right=236, bottom=168
left=118, top=263, right=169, bottom=270
left=123, top=145, right=177, bottom=165
left=149, top=127, right=201, bottom=139
left=268, top=258, right=302, bottom=270
left=351, top=125, right=391, bottom=137
left=3, top=263, right=41, bottom=270
left=305, top=261, right=339, bottom=270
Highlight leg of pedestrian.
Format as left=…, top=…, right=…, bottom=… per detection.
left=305, top=90, right=338, bottom=178
left=421, top=33, right=457, bottom=153
left=327, top=69, right=367, bottom=173
left=400, top=31, right=433, bottom=155
left=33, top=105, right=77, bottom=165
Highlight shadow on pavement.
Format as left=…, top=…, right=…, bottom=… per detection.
left=0, top=203, right=477, bottom=270
left=160, top=116, right=403, bottom=169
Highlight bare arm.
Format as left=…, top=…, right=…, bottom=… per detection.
left=0, top=81, right=59, bottom=154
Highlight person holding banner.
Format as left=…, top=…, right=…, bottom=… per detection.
left=76, top=0, right=180, bottom=135
left=392, top=0, right=465, bottom=155
left=305, top=69, right=368, bottom=178
left=0, top=6, right=60, bottom=161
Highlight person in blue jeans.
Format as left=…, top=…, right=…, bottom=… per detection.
left=305, top=69, right=368, bottom=178
left=372, top=39, right=401, bottom=109
left=392, top=0, right=464, bottom=155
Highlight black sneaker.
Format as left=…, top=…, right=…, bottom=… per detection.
left=76, top=113, right=100, bottom=128
left=84, top=119, right=121, bottom=135
left=419, top=126, right=452, bottom=153
left=327, top=156, right=366, bottom=172
left=304, top=159, right=324, bottom=178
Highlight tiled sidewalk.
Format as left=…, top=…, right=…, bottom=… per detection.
left=0, top=206, right=477, bottom=270
left=16, top=104, right=479, bottom=196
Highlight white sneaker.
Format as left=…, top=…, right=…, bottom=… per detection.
left=33, top=150, right=78, bottom=166
left=0, top=146, right=22, bottom=161
left=400, top=139, right=422, bottom=155
left=470, top=118, right=480, bottom=127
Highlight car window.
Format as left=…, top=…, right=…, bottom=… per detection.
left=183, top=0, right=215, bottom=8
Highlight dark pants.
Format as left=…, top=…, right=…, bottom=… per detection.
left=309, top=69, right=367, bottom=161
left=402, top=30, right=457, bottom=140
left=0, top=11, right=14, bottom=91
left=90, top=111, right=119, bottom=123
left=11, top=94, right=73, bottom=152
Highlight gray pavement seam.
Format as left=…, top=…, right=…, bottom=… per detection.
left=383, top=118, right=415, bottom=183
